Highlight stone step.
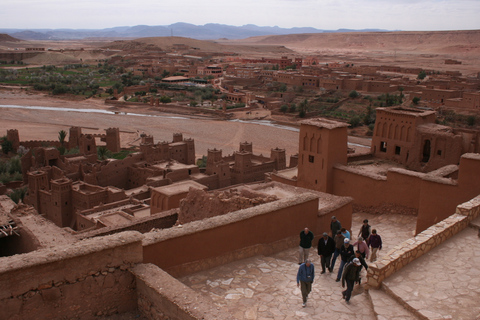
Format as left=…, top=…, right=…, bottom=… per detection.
left=367, top=286, right=422, bottom=320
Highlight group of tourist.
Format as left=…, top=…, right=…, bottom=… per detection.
left=296, top=216, right=383, bottom=307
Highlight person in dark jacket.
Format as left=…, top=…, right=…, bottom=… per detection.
left=348, top=250, right=368, bottom=272
left=358, top=219, right=372, bottom=245
left=297, top=259, right=315, bottom=307
left=330, top=230, right=345, bottom=271
left=368, top=229, right=382, bottom=262
left=335, top=238, right=355, bottom=282
left=317, top=232, right=336, bottom=273
left=341, top=258, right=362, bottom=303
left=330, top=216, right=342, bottom=238
left=298, top=227, right=314, bottom=264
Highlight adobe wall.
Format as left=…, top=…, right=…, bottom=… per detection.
left=143, top=194, right=320, bottom=277
left=332, top=165, right=423, bottom=209
left=316, top=198, right=353, bottom=236
left=416, top=154, right=480, bottom=233
left=0, top=231, right=143, bottom=320
left=132, top=264, right=234, bottom=320
left=96, top=153, right=145, bottom=188
left=367, top=195, right=480, bottom=288
left=76, top=210, right=178, bottom=240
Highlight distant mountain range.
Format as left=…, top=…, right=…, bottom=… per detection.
left=0, top=23, right=390, bottom=41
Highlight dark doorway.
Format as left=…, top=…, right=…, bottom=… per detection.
left=422, top=140, right=431, bottom=162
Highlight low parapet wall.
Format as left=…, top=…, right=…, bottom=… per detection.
left=0, top=231, right=143, bottom=319
left=143, top=193, right=320, bottom=277
left=367, top=195, right=480, bottom=288
left=132, top=264, right=234, bottom=320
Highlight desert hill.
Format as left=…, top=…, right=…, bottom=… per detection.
left=0, top=33, right=21, bottom=42
left=225, top=30, right=480, bottom=56
left=108, top=36, right=294, bottom=55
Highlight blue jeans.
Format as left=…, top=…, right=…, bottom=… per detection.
left=331, top=248, right=340, bottom=269
left=336, top=260, right=346, bottom=280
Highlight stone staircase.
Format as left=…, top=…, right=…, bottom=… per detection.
left=366, top=286, right=422, bottom=320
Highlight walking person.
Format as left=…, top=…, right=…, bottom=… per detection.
left=330, top=216, right=342, bottom=238
left=341, top=258, right=362, bottom=303
left=336, top=238, right=355, bottom=282
left=358, top=219, right=372, bottom=245
left=298, top=227, right=314, bottom=264
left=341, top=227, right=351, bottom=240
left=348, top=250, right=369, bottom=273
left=330, top=230, right=345, bottom=271
left=353, top=237, right=369, bottom=260
left=317, top=232, right=335, bottom=273
left=297, top=259, right=315, bottom=307
left=368, top=229, right=382, bottom=262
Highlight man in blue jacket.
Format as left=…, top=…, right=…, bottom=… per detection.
left=296, top=259, right=315, bottom=307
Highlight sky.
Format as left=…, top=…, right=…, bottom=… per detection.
left=2, top=0, right=480, bottom=31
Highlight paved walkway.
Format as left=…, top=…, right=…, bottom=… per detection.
left=383, top=225, right=480, bottom=320
left=179, top=212, right=418, bottom=319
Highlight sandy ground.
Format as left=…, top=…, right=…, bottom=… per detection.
left=0, top=89, right=300, bottom=159
left=0, top=88, right=372, bottom=161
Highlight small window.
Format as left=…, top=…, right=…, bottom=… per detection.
left=437, top=150, right=442, bottom=156
left=309, top=155, right=314, bottom=163
left=380, top=142, right=387, bottom=153
left=395, top=146, right=401, bottom=155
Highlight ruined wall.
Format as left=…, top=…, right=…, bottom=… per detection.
left=95, top=153, right=145, bottom=189
left=127, top=166, right=158, bottom=189
left=367, top=195, right=480, bottom=288
left=177, top=188, right=279, bottom=224
left=76, top=211, right=178, bottom=239
left=0, top=216, right=41, bottom=257
left=132, top=264, right=234, bottom=320
left=0, top=231, right=143, bottom=320
left=143, top=194, right=320, bottom=277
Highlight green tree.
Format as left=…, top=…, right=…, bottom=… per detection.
left=1, top=136, right=13, bottom=154
left=58, top=130, right=67, bottom=146
left=97, top=146, right=111, bottom=160
left=196, top=155, right=207, bottom=168
left=280, top=104, right=288, bottom=114
left=349, top=90, right=359, bottom=98
left=467, top=115, right=476, bottom=126
left=349, top=115, right=362, bottom=128
left=159, top=96, right=172, bottom=103
left=289, top=103, right=296, bottom=113
left=417, top=70, right=427, bottom=80
left=412, top=97, right=421, bottom=105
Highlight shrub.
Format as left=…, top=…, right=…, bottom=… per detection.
left=349, top=90, right=359, bottom=98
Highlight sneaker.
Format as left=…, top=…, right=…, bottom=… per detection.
left=345, top=300, right=350, bottom=304
left=302, top=302, right=306, bottom=307
left=329, top=267, right=333, bottom=272
left=335, top=278, right=340, bottom=282
left=342, top=292, right=346, bottom=300
left=321, top=270, right=325, bottom=274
